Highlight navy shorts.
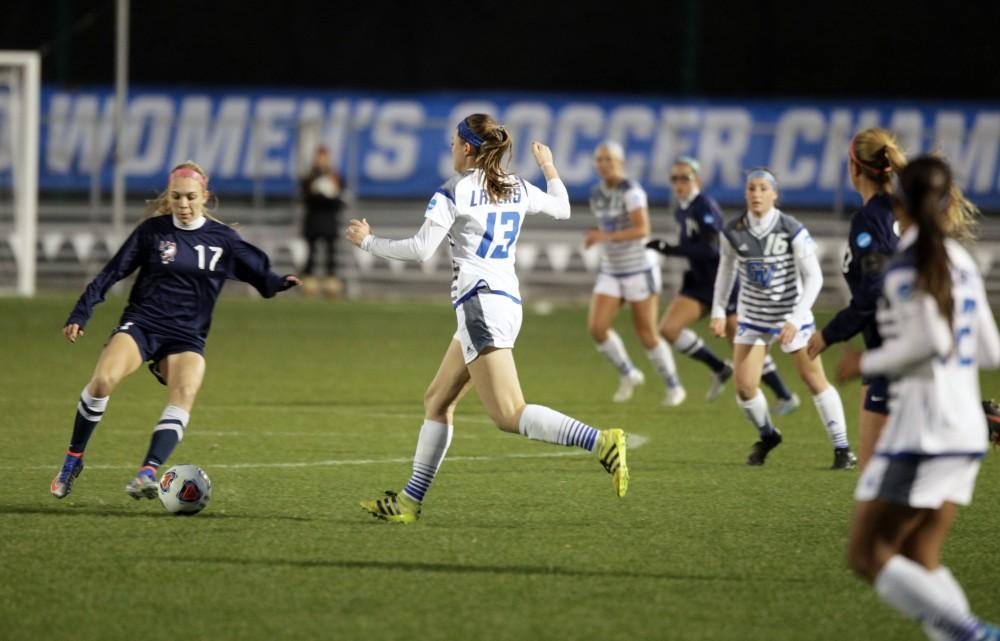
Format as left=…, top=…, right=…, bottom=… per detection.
left=862, top=375, right=889, bottom=416
left=110, top=320, right=204, bottom=364
left=679, top=272, right=738, bottom=315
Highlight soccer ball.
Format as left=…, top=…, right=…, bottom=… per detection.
left=158, top=464, right=212, bottom=515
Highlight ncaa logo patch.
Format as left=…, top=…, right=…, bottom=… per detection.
left=158, top=240, right=178, bottom=264
left=427, top=198, right=437, bottom=210
left=703, top=214, right=714, bottom=224
left=856, top=232, right=873, bottom=248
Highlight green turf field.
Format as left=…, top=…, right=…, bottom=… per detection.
left=1, top=295, right=997, bottom=641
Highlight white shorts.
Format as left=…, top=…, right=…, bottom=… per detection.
left=854, top=455, right=982, bottom=508
left=734, top=321, right=814, bottom=353
left=593, top=268, right=661, bottom=302
left=453, top=291, right=523, bottom=364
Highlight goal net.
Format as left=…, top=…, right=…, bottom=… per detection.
left=0, top=51, right=40, bottom=296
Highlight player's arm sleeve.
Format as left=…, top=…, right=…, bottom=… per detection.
left=65, top=224, right=146, bottom=328
left=822, top=221, right=890, bottom=345
left=523, top=177, right=570, bottom=220
left=360, top=217, right=450, bottom=263
left=789, top=230, right=822, bottom=326
left=976, top=278, right=1000, bottom=369
left=711, top=235, right=738, bottom=319
left=861, top=275, right=952, bottom=376
left=683, top=203, right=723, bottom=260
left=230, top=236, right=294, bottom=298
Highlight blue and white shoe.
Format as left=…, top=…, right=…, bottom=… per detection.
left=50, top=453, right=84, bottom=499
left=125, top=466, right=159, bottom=500
left=774, top=393, right=801, bottom=416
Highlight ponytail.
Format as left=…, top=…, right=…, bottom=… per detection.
left=850, top=128, right=907, bottom=186
left=460, top=114, right=514, bottom=204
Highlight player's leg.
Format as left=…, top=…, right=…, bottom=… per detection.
left=858, top=380, right=890, bottom=470
left=469, top=347, right=628, bottom=497
left=127, top=351, right=205, bottom=499
left=631, top=292, right=684, bottom=406
left=665, top=296, right=731, bottom=400
left=788, top=347, right=855, bottom=468
left=51, top=331, right=144, bottom=498
left=588, top=286, right=643, bottom=402
left=733, top=341, right=781, bottom=465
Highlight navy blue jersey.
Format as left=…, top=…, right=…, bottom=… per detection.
left=673, top=193, right=724, bottom=295
left=821, top=193, right=897, bottom=348
left=67, top=215, right=290, bottom=340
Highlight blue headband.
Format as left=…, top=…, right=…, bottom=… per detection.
left=457, top=120, right=485, bottom=150
left=747, top=169, right=778, bottom=192
left=675, top=155, right=700, bottom=175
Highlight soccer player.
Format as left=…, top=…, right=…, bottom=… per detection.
left=585, top=142, right=683, bottom=405
left=841, top=156, right=1000, bottom=641
left=806, top=129, right=906, bottom=469
left=49, top=161, right=300, bottom=500
left=710, top=169, right=856, bottom=468
left=647, top=156, right=799, bottom=412
left=347, top=114, right=629, bottom=523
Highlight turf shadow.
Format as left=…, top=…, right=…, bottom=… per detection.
left=0, top=504, right=315, bottom=522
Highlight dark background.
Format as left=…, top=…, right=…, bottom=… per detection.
left=4, top=0, right=1000, bottom=99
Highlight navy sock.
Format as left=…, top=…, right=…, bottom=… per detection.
left=69, top=386, right=109, bottom=454
left=762, top=358, right=793, bottom=401
left=142, top=405, right=189, bottom=468
left=673, top=329, right=726, bottom=373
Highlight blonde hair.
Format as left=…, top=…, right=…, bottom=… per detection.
left=463, top=114, right=514, bottom=204
left=144, top=160, right=224, bottom=223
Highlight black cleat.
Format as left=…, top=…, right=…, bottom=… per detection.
left=832, top=447, right=858, bottom=470
left=746, top=430, right=783, bottom=466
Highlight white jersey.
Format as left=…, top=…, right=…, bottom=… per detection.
left=424, top=169, right=570, bottom=305
left=861, top=228, right=1000, bottom=455
left=588, top=179, right=655, bottom=275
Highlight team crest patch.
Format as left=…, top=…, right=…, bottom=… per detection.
left=746, top=260, right=775, bottom=288
left=158, top=241, right=178, bottom=264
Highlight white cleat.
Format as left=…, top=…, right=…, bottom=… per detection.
left=706, top=360, right=734, bottom=402
left=774, top=393, right=801, bottom=416
left=612, top=369, right=645, bottom=403
left=662, top=385, right=687, bottom=407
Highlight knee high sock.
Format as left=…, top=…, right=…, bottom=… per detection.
left=761, top=356, right=793, bottom=401
left=401, top=420, right=453, bottom=503
left=69, top=386, right=109, bottom=455
left=518, top=404, right=600, bottom=451
left=923, top=566, right=973, bottom=641
left=142, top=405, right=190, bottom=471
left=874, top=556, right=982, bottom=641
left=645, top=340, right=680, bottom=388
left=813, top=386, right=849, bottom=449
left=596, top=330, right=637, bottom=377
left=672, top=328, right=726, bottom=373
left=738, top=390, right=777, bottom=438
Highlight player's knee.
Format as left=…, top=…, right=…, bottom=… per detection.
left=488, top=404, right=523, bottom=434
left=660, top=322, right=681, bottom=343
left=588, top=323, right=608, bottom=343
left=171, top=382, right=201, bottom=405
left=89, top=372, right=120, bottom=396
left=845, top=541, right=876, bottom=581
left=635, top=326, right=658, bottom=348
left=735, top=379, right=758, bottom=400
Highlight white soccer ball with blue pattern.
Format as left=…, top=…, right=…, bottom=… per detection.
left=158, top=464, right=212, bottom=515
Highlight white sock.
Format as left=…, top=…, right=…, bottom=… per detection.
left=923, top=567, right=973, bottom=641
left=402, top=420, right=453, bottom=502
left=762, top=355, right=777, bottom=375
left=596, top=330, right=636, bottom=377
left=80, top=385, right=110, bottom=416
left=738, top=390, right=777, bottom=437
left=874, top=556, right=981, bottom=641
left=518, top=404, right=600, bottom=451
left=154, top=404, right=190, bottom=440
left=672, top=328, right=702, bottom=355
left=646, top=340, right=680, bottom=388
left=812, top=386, right=849, bottom=449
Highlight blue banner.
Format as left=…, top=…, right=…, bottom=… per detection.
left=3, top=87, right=1000, bottom=208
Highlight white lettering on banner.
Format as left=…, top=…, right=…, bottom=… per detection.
left=365, top=101, right=424, bottom=181
left=699, top=109, right=752, bottom=188
left=888, top=110, right=924, bottom=159
left=323, top=100, right=353, bottom=174
left=295, top=99, right=354, bottom=175
left=934, top=111, right=1000, bottom=192
left=606, top=106, right=656, bottom=180
left=171, top=97, right=249, bottom=178
left=552, top=104, right=603, bottom=183
left=771, top=108, right=825, bottom=188
left=243, top=98, right=297, bottom=178
left=46, top=93, right=115, bottom=173
left=650, top=108, right=699, bottom=188
left=440, top=101, right=497, bottom=179
left=123, top=96, right=174, bottom=175
left=504, top=103, right=552, bottom=179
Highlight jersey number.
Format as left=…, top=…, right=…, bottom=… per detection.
left=194, top=245, right=224, bottom=271
left=476, top=211, right=521, bottom=259
left=762, top=233, right=788, bottom=256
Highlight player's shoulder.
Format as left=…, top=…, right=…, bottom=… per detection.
left=945, top=237, right=978, bottom=272
left=620, top=178, right=645, bottom=194
left=436, top=172, right=472, bottom=204
left=691, top=193, right=722, bottom=219
left=724, top=213, right=746, bottom=232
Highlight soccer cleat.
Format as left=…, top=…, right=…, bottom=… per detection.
left=50, top=453, right=84, bottom=499
left=612, top=369, right=645, bottom=403
left=706, top=361, right=734, bottom=402
left=774, top=393, right=801, bottom=416
left=360, top=490, right=421, bottom=524
left=148, top=361, right=167, bottom=386
left=596, top=428, right=629, bottom=497
left=832, top=447, right=858, bottom=470
left=746, top=430, right=783, bottom=466
left=976, top=622, right=1000, bottom=640
left=662, top=385, right=687, bottom=407
left=125, top=466, right=159, bottom=500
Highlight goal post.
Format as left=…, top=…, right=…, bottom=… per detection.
left=0, top=50, right=40, bottom=296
